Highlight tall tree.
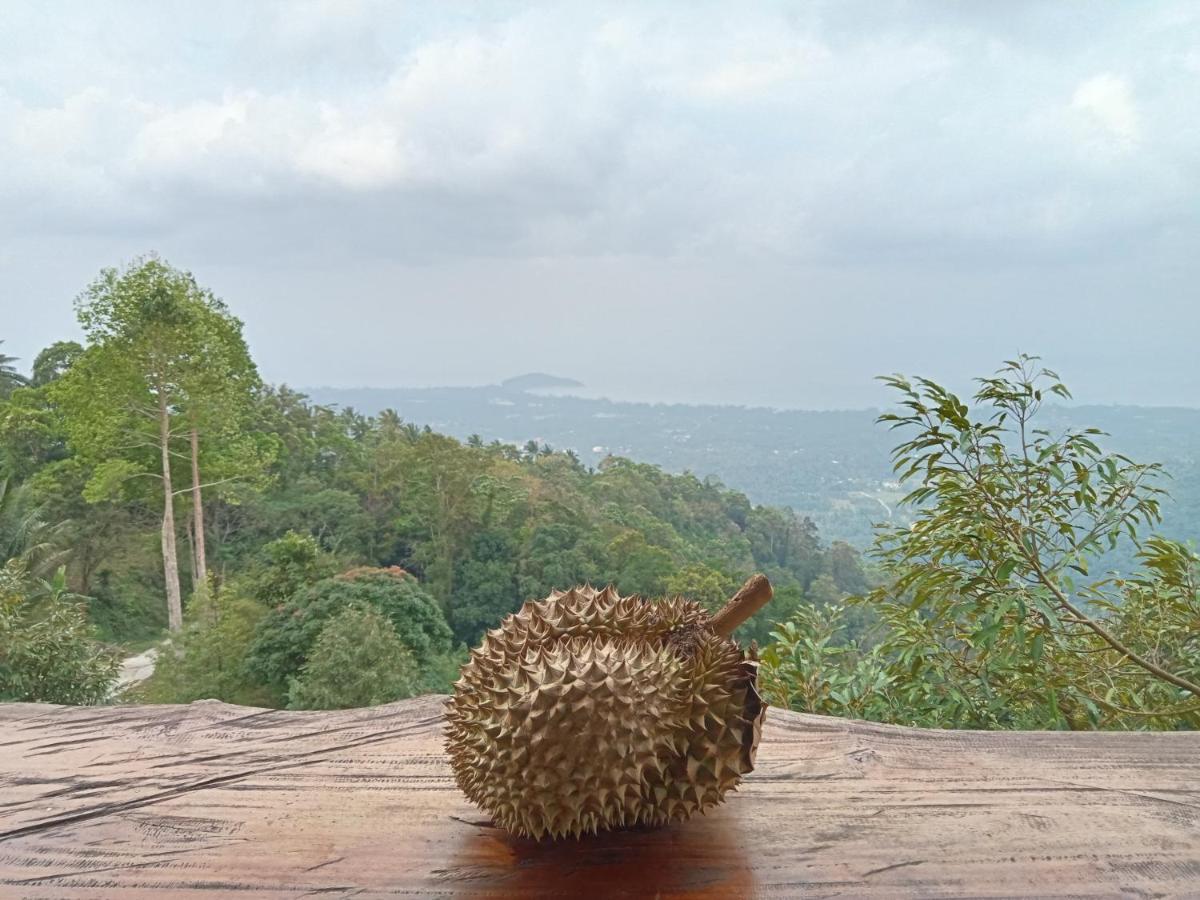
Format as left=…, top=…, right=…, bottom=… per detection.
left=178, top=295, right=264, bottom=592
left=53, top=257, right=260, bottom=630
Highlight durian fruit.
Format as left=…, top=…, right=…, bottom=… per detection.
left=445, top=574, right=773, bottom=840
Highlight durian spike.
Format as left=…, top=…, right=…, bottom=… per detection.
left=709, top=574, right=773, bottom=638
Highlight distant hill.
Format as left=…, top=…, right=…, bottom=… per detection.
left=304, top=384, right=1199, bottom=569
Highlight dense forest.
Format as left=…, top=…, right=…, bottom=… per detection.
left=309, top=384, right=1200, bottom=566
left=1, top=258, right=1196, bottom=731
left=0, top=258, right=866, bottom=710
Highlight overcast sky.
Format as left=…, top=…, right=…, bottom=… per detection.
left=2, top=2, right=1197, bottom=408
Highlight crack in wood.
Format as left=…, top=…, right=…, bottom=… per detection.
left=0, top=714, right=442, bottom=844
left=861, top=859, right=926, bottom=878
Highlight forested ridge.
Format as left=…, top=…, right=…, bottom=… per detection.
left=307, top=386, right=1200, bottom=561
left=1, top=258, right=1196, bottom=731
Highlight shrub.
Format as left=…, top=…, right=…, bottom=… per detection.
left=252, top=531, right=337, bottom=606
left=247, top=566, right=453, bottom=696
left=0, top=563, right=118, bottom=704
left=760, top=603, right=893, bottom=720
left=137, top=588, right=272, bottom=706
left=286, top=605, right=418, bottom=709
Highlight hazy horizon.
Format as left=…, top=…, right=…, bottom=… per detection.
left=302, top=379, right=1200, bottom=414
left=4, top=2, right=1198, bottom=409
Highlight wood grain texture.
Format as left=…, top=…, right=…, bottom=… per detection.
left=1, top=696, right=1197, bottom=898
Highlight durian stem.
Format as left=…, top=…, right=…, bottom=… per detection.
left=710, top=574, right=773, bottom=638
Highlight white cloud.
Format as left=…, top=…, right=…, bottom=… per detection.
left=133, top=96, right=252, bottom=169
left=1072, top=73, right=1141, bottom=149
left=294, top=112, right=407, bottom=190
left=0, top=3, right=1195, bottom=264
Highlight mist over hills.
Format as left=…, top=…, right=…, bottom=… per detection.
left=305, top=379, right=1200, bottom=562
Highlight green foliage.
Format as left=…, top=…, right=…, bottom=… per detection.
left=763, top=357, right=1200, bottom=730
left=760, top=604, right=892, bottom=720
left=821, top=541, right=869, bottom=595
left=252, top=531, right=338, bottom=606
left=54, top=258, right=217, bottom=482
left=516, top=522, right=598, bottom=599
left=0, top=477, right=68, bottom=576
left=0, top=383, right=71, bottom=479
left=665, top=562, right=738, bottom=611
left=739, top=583, right=811, bottom=647
left=0, top=563, right=119, bottom=704
left=88, top=569, right=169, bottom=646
left=137, top=589, right=272, bottom=706
left=805, top=573, right=842, bottom=605
left=286, top=605, right=419, bottom=710
left=450, top=530, right=520, bottom=645
left=30, top=341, right=83, bottom=388
left=51, top=257, right=272, bottom=629
left=607, top=529, right=675, bottom=596
left=662, top=562, right=793, bottom=646
left=0, top=300, right=881, bottom=711
left=247, top=566, right=453, bottom=701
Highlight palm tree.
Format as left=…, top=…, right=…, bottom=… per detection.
left=0, top=478, right=69, bottom=577
left=378, top=409, right=404, bottom=432
left=0, top=341, right=29, bottom=399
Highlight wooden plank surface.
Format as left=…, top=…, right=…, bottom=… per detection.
left=0, top=696, right=1197, bottom=898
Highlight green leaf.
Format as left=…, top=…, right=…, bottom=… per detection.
left=995, top=559, right=1018, bottom=582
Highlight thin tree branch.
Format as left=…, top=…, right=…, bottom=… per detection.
left=1025, top=552, right=1200, bottom=699
left=170, top=476, right=243, bottom=497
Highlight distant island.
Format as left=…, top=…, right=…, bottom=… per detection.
left=500, top=373, right=584, bottom=392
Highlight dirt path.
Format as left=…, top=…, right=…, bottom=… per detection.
left=115, top=648, right=157, bottom=691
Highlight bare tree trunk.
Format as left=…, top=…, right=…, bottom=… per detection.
left=190, top=424, right=208, bottom=593
left=159, top=390, right=183, bottom=632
